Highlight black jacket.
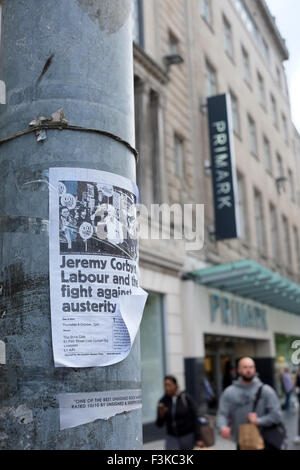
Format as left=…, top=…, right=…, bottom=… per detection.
left=297, top=373, right=300, bottom=397
left=155, top=392, right=201, bottom=440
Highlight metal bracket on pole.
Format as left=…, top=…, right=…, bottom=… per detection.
left=0, top=114, right=139, bottom=162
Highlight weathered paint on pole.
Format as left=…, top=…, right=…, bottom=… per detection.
left=0, top=0, right=142, bottom=450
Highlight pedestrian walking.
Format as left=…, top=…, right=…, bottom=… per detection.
left=217, top=357, right=286, bottom=450
left=281, top=367, right=294, bottom=411
left=156, top=375, right=204, bottom=450
left=293, top=368, right=300, bottom=445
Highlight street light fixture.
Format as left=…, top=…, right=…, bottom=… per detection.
left=163, top=53, right=184, bottom=72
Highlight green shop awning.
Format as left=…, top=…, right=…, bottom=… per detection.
left=188, top=260, right=300, bottom=315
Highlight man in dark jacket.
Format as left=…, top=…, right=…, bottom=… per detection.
left=156, top=375, right=204, bottom=450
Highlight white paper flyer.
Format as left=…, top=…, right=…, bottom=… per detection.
left=58, top=389, right=142, bottom=430
left=49, top=167, right=147, bottom=368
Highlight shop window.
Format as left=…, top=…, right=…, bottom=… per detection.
left=141, top=292, right=165, bottom=424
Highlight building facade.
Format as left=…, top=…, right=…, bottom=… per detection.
left=132, top=0, right=300, bottom=442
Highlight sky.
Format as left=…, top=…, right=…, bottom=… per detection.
left=265, top=0, right=300, bottom=133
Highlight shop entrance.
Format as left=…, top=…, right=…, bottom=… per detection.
left=204, top=334, right=257, bottom=404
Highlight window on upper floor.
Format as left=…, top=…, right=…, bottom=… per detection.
left=134, top=79, right=162, bottom=205
left=236, top=172, right=248, bottom=240
left=174, top=133, right=185, bottom=179
left=276, top=65, right=282, bottom=90
left=293, top=226, right=300, bottom=274
left=242, top=46, right=251, bottom=85
left=270, top=94, right=278, bottom=128
left=261, top=36, right=270, bottom=64
left=254, top=188, right=266, bottom=253
left=276, top=152, right=284, bottom=179
left=168, top=31, right=180, bottom=55
left=132, top=0, right=144, bottom=48
left=257, top=72, right=266, bottom=108
left=282, top=113, right=289, bottom=144
left=205, top=60, right=217, bottom=97
left=223, top=15, right=233, bottom=59
left=248, top=115, right=258, bottom=157
left=282, top=215, right=292, bottom=267
left=269, top=204, right=280, bottom=261
left=288, top=169, right=295, bottom=202
left=229, top=91, right=240, bottom=137
left=263, top=135, right=272, bottom=173
left=201, top=0, right=213, bottom=26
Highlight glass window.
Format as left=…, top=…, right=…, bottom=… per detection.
left=223, top=16, right=233, bottom=58
left=263, top=135, right=272, bottom=173
left=293, top=226, right=300, bottom=274
left=261, top=37, right=270, bottom=64
left=132, top=0, right=143, bottom=47
left=288, top=169, right=295, bottom=202
left=282, top=114, right=289, bottom=143
left=282, top=215, right=292, bottom=266
left=276, top=66, right=282, bottom=90
left=149, top=90, right=161, bottom=203
left=270, top=204, right=279, bottom=260
left=270, top=94, right=278, bottom=128
left=237, top=172, right=247, bottom=240
left=257, top=72, right=266, bottom=108
left=254, top=189, right=265, bottom=252
left=205, top=60, right=217, bottom=97
left=140, top=293, right=165, bottom=424
left=174, top=134, right=184, bottom=177
left=230, top=91, right=240, bottom=136
left=242, top=47, right=251, bottom=84
left=168, top=31, right=179, bottom=55
left=201, top=0, right=212, bottom=25
left=276, top=153, right=284, bottom=179
left=248, top=115, right=258, bottom=157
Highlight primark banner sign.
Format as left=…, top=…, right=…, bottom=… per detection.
left=207, top=93, right=240, bottom=240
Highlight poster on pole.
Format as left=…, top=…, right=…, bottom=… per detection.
left=49, top=167, right=147, bottom=368
left=58, top=389, right=142, bottom=430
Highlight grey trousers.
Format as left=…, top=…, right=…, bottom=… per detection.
left=165, top=433, right=195, bottom=450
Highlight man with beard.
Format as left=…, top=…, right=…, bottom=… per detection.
left=217, top=357, right=284, bottom=450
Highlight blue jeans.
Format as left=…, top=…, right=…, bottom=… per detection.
left=283, top=392, right=292, bottom=410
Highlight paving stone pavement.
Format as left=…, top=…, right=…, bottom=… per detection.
left=143, top=409, right=300, bottom=451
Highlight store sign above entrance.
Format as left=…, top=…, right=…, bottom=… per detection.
left=210, top=294, right=268, bottom=331
left=207, top=93, right=240, bottom=240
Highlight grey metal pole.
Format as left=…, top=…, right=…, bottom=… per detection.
left=0, top=0, right=142, bottom=450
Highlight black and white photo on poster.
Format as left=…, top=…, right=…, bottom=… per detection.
left=59, top=179, right=137, bottom=260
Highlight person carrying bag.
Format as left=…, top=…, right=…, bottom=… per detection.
left=239, top=384, right=287, bottom=450
left=217, top=357, right=286, bottom=451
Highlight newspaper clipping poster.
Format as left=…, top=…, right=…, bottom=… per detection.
left=49, top=167, right=147, bottom=368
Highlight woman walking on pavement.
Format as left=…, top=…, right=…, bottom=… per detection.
left=156, top=375, right=204, bottom=450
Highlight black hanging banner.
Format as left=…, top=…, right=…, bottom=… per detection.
left=207, top=93, right=240, bottom=240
